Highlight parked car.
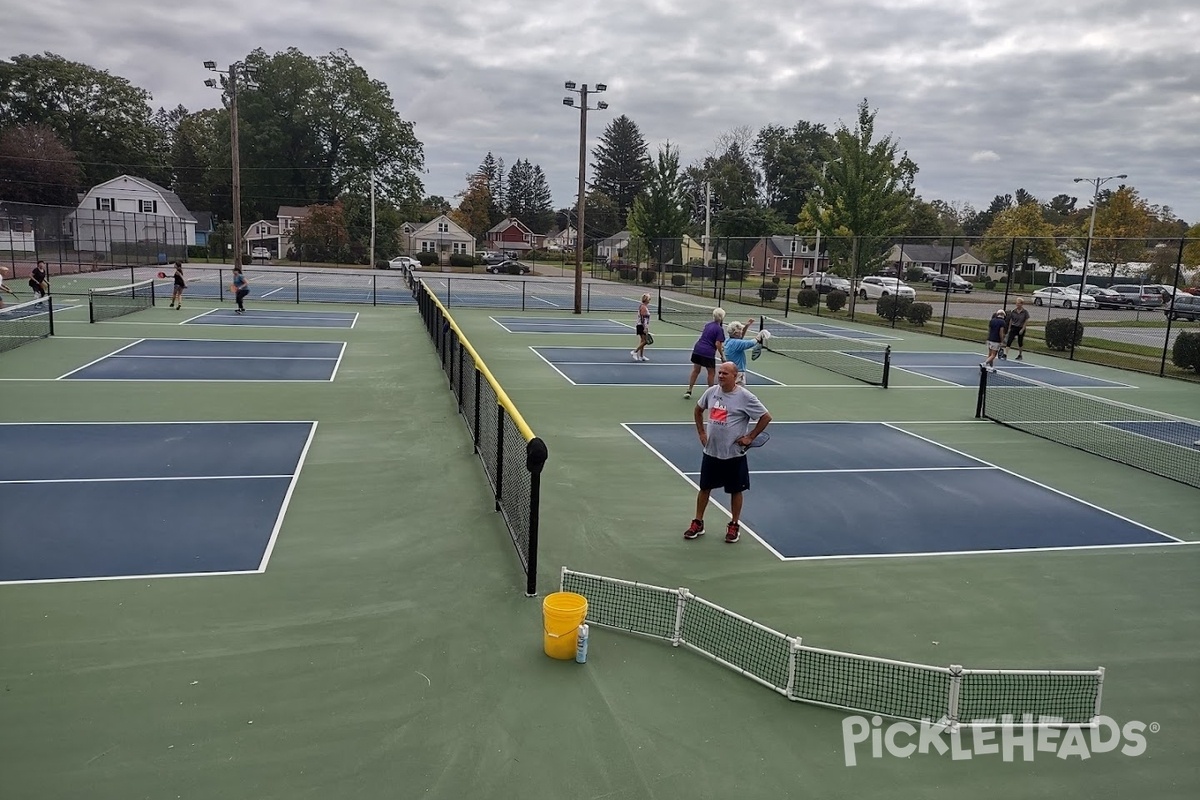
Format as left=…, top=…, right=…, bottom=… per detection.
left=251, top=247, right=271, bottom=260
left=931, top=273, right=973, bottom=293
left=383, top=256, right=420, bottom=270
left=857, top=276, right=916, bottom=300
left=1031, top=286, right=1099, bottom=309
left=799, top=272, right=852, bottom=294
left=485, top=259, right=530, bottom=275
left=1163, top=293, right=1200, bottom=321
left=1077, top=285, right=1134, bottom=309
left=482, top=252, right=508, bottom=265
left=914, top=266, right=941, bottom=282
left=1109, top=284, right=1163, bottom=307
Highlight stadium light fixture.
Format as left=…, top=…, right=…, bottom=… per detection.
left=562, top=80, right=611, bottom=314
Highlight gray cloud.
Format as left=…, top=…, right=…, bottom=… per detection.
left=9, top=0, right=1199, bottom=221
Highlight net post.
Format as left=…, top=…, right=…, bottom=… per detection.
left=881, top=345, right=891, bottom=388
left=48, top=296, right=55, bottom=336
left=294, top=272, right=300, bottom=304
left=150, top=279, right=156, bottom=306
left=672, top=589, right=690, bottom=647
left=524, top=437, right=548, bottom=597
left=946, top=664, right=963, bottom=732
left=1091, top=666, right=1105, bottom=723
left=975, top=366, right=988, bottom=418
left=785, top=637, right=802, bottom=700
left=88, top=291, right=96, bottom=324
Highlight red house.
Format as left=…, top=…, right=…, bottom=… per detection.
left=746, top=235, right=829, bottom=277
left=486, top=217, right=539, bottom=255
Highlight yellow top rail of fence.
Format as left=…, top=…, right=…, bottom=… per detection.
left=424, top=287, right=537, bottom=443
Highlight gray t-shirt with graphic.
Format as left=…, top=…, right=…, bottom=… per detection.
left=697, top=385, right=768, bottom=460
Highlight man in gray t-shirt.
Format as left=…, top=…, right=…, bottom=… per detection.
left=683, top=362, right=772, bottom=544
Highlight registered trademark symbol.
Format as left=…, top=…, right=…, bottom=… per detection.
left=1148, top=722, right=1160, bottom=734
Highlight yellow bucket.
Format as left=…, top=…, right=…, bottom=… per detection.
left=542, top=592, right=588, bottom=660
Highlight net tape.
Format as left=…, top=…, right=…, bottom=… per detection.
left=980, top=368, right=1200, bottom=489
left=562, top=568, right=1103, bottom=729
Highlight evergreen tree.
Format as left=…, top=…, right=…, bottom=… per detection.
left=627, top=143, right=690, bottom=263
left=591, top=115, right=650, bottom=223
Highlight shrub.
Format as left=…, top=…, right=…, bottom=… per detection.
left=374, top=260, right=390, bottom=270
left=1045, top=317, right=1084, bottom=350
left=758, top=285, right=780, bottom=302
left=618, top=268, right=637, bottom=281
left=448, top=253, right=474, bottom=267
left=640, top=268, right=657, bottom=284
left=1171, top=331, right=1200, bottom=372
left=771, top=275, right=781, bottom=285
left=826, top=290, right=847, bottom=312
left=906, top=302, right=934, bottom=325
left=796, top=288, right=819, bottom=308
left=905, top=266, right=925, bottom=283
left=416, top=252, right=439, bottom=266
left=187, top=245, right=208, bottom=259
left=876, top=295, right=912, bottom=321
left=671, top=274, right=686, bottom=287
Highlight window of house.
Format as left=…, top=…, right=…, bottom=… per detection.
left=784, top=259, right=793, bottom=271
left=789, top=240, right=797, bottom=253
left=139, top=200, right=158, bottom=213
left=97, top=197, right=114, bottom=211
left=421, top=241, right=435, bottom=252
left=452, top=242, right=467, bottom=254
left=437, top=222, right=449, bottom=233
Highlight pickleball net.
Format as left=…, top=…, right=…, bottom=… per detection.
left=562, top=568, right=1105, bottom=728
left=759, top=315, right=891, bottom=387
left=655, top=296, right=890, bottom=386
left=89, top=279, right=155, bottom=322
left=0, top=295, right=54, bottom=354
left=977, top=368, right=1200, bottom=490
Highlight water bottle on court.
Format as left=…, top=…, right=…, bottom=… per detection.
left=575, top=623, right=589, bottom=663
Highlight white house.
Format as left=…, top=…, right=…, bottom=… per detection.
left=596, top=230, right=632, bottom=261
left=401, top=215, right=474, bottom=262
left=70, top=175, right=197, bottom=256
left=545, top=226, right=577, bottom=251
left=243, top=206, right=315, bottom=257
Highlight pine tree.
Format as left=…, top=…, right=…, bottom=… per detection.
left=591, top=115, right=651, bottom=224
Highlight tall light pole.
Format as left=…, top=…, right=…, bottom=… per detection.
left=563, top=81, right=608, bottom=314
left=1072, top=173, right=1127, bottom=284
left=205, top=60, right=259, bottom=270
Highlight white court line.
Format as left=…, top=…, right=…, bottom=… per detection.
left=327, top=342, right=348, bottom=381
left=623, top=420, right=1191, bottom=562
left=56, top=338, right=145, bottom=379
left=1, top=474, right=295, bottom=485
left=681, top=466, right=998, bottom=476
left=258, top=420, right=318, bottom=571
left=107, top=354, right=339, bottom=361
left=0, top=421, right=318, bottom=586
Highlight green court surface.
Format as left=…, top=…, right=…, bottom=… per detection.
left=1, top=292, right=1198, bottom=800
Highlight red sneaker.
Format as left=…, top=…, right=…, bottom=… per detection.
left=683, top=520, right=705, bottom=540
left=725, top=523, right=740, bottom=543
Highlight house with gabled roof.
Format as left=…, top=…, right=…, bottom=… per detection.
left=595, top=230, right=633, bottom=262
left=486, top=217, right=537, bottom=254
left=885, top=243, right=990, bottom=277
left=243, top=205, right=318, bottom=258
left=544, top=226, right=577, bottom=251
left=401, top=215, right=474, bottom=263
left=746, top=235, right=829, bottom=277
left=69, top=175, right=197, bottom=258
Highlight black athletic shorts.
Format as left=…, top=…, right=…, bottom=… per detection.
left=690, top=353, right=717, bottom=369
left=636, top=324, right=646, bottom=335
left=1005, top=328, right=1024, bottom=346
left=698, top=453, right=750, bottom=494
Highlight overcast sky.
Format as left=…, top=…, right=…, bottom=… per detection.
left=11, top=0, right=1200, bottom=223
